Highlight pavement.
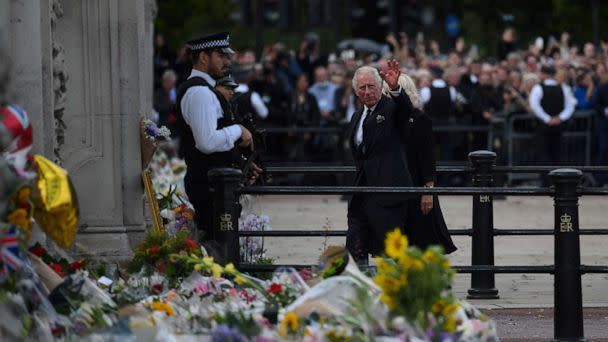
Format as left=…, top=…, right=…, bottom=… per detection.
left=248, top=194, right=608, bottom=340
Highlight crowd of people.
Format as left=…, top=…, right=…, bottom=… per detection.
left=153, top=28, right=608, bottom=186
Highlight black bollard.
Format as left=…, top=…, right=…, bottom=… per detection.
left=208, top=168, right=242, bottom=264
left=549, top=169, right=586, bottom=342
left=467, top=150, right=499, bottom=299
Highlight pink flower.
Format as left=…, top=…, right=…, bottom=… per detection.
left=193, top=281, right=209, bottom=296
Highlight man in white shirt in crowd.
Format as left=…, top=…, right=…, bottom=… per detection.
left=175, top=32, right=260, bottom=242
left=529, top=65, right=576, bottom=165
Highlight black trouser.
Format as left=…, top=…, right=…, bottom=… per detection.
left=346, top=194, right=408, bottom=262
left=184, top=169, right=214, bottom=242
left=541, top=125, right=563, bottom=164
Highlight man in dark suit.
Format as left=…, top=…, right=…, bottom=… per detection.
left=346, top=60, right=415, bottom=264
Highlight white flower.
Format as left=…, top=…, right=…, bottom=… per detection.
left=158, top=126, right=172, bottom=139
left=160, top=208, right=175, bottom=220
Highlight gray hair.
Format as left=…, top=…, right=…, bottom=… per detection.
left=382, top=73, right=422, bottom=109
left=162, top=69, right=177, bottom=83
left=352, top=66, right=382, bottom=90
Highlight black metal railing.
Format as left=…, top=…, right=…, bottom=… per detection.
left=206, top=151, right=608, bottom=341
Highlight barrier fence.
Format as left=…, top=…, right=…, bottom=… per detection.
left=205, top=150, right=608, bottom=341
left=262, top=110, right=601, bottom=184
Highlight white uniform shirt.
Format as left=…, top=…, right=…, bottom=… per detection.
left=180, top=69, right=242, bottom=154
left=234, top=84, right=269, bottom=119
left=420, top=79, right=457, bottom=104
left=529, top=79, right=577, bottom=124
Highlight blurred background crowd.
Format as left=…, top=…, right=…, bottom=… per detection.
left=151, top=0, right=608, bottom=186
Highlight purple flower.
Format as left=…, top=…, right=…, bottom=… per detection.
left=145, top=122, right=160, bottom=137
left=212, top=325, right=248, bottom=342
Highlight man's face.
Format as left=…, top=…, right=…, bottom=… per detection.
left=162, top=77, right=175, bottom=90
left=314, top=67, right=328, bottom=84
left=216, top=85, right=235, bottom=100
left=470, top=63, right=481, bottom=76
left=205, top=50, right=231, bottom=78
left=354, top=72, right=381, bottom=108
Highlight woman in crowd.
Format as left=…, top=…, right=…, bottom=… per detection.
left=382, top=74, right=457, bottom=254
left=287, top=74, right=320, bottom=162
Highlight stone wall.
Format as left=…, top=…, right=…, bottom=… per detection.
left=1, top=0, right=156, bottom=259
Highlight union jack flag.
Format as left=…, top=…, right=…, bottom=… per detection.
left=0, top=224, right=25, bottom=279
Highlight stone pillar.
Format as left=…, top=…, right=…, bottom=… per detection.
left=3, top=0, right=156, bottom=259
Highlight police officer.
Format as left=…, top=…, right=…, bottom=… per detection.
left=529, top=65, right=576, bottom=165
left=175, top=32, right=259, bottom=242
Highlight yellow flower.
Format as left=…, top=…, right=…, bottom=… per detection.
left=17, top=187, right=31, bottom=202
left=202, top=256, right=214, bottom=266
left=149, top=301, right=174, bottom=316
left=442, top=302, right=460, bottom=317
left=443, top=316, right=457, bottom=332
left=379, top=293, right=396, bottom=309
left=234, top=274, right=246, bottom=285
left=374, top=257, right=395, bottom=274
left=411, top=259, right=425, bottom=272
left=441, top=260, right=451, bottom=270
left=279, top=312, right=299, bottom=337
left=397, top=253, right=412, bottom=269
left=423, top=250, right=438, bottom=264
left=431, top=300, right=445, bottom=314
left=193, top=263, right=204, bottom=272
left=224, top=263, right=236, bottom=274
left=7, top=208, right=29, bottom=228
left=283, top=311, right=299, bottom=331
left=375, top=274, right=403, bottom=293
left=211, top=263, right=223, bottom=278
left=384, top=228, right=408, bottom=259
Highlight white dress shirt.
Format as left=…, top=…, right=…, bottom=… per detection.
left=529, top=79, right=577, bottom=124
left=180, top=69, right=242, bottom=154
left=420, top=79, right=457, bottom=104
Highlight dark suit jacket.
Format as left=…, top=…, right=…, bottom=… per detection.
left=348, top=90, right=414, bottom=205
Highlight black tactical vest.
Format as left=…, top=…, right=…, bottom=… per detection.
left=540, top=84, right=565, bottom=117
left=175, top=76, right=239, bottom=171
left=425, top=86, right=454, bottom=122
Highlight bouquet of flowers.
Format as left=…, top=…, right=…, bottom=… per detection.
left=373, top=228, right=459, bottom=336
left=160, top=202, right=195, bottom=237
left=140, top=117, right=171, bottom=169
left=239, top=213, right=271, bottom=263
left=127, top=228, right=202, bottom=286
left=28, top=242, right=87, bottom=278
left=142, top=118, right=171, bottom=142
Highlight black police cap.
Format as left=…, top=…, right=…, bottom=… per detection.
left=187, top=32, right=235, bottom=54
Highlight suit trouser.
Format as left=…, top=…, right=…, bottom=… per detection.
left=184, top=169, right=214, bottom=242
left=346, top=194, right=408, bottom=261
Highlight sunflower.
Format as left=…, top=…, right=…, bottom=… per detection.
left=384, top=228, right=408, bottom=259
left=149, top=301, right=174, bottom=316
left=423, top=250, right=439, bottom=264
left=379, top=293, right=396, bottom=309
left=278, top=312, right=299, bottom=337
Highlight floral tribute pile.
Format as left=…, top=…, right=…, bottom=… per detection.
left=0, top=121, right=498, bottom=341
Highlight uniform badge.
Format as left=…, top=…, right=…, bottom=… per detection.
left=376, top=115, right=386, bottom=123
